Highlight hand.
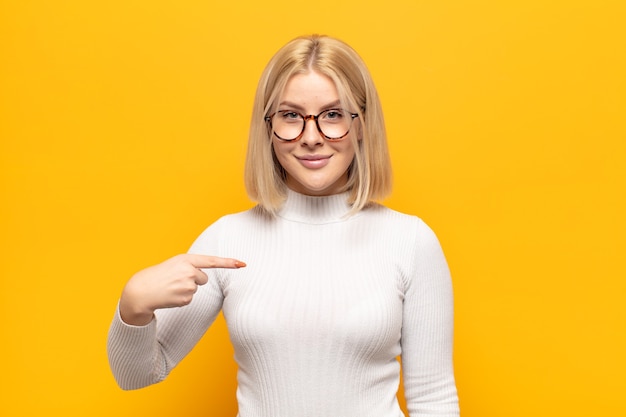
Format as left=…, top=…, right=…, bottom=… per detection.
left=119, top=254, right=246, bottom=325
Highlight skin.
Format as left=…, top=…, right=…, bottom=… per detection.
left=119, top=70, right=357, bottom=326
left=272, top=70, right=358, bottom=196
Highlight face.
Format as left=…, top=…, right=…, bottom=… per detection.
left=272, top=70, right=358, bottom=196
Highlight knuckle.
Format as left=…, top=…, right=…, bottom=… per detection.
left=180, top=294, right=193, bottom=306
left=178, top=264, right=197, bottom=279
left=180, top=267, right=194, bottom=278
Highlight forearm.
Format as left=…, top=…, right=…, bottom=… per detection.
left=106, top=306, right=168, bottom=390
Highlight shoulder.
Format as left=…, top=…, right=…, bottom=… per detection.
left=362, top=203, right=435, bottom=237
left=366, top=205, right=451, bottom=291
left=362, top=203, right=446, bottom=265
left=211, top=205, right=270, bottom=228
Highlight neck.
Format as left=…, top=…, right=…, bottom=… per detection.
left=276, top=189, right=353, bottom=224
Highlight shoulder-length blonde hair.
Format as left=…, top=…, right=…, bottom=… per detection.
left=244, top=34, right=392, bottom=215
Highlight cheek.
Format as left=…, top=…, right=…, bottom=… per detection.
left=339, top=136, right=358, bottom=160
left=272, top=141, right=292, bottom=167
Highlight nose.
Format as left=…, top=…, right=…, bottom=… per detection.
left=300, top=116, right=323, bottom=146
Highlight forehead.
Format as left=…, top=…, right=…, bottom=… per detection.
left=279, top=70, right=340, bottom=109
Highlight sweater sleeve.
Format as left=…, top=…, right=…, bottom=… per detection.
left=106, top=222, right=225, bottom=390
left=400, top=219, right=460, bottom=416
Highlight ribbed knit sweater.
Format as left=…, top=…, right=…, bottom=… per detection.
left=107, top=190, right=459, bottom=417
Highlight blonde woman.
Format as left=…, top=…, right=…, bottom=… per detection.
left=108, top=34, right=459, bottom=417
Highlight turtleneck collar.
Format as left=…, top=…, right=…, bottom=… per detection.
left=276, top=189, right=354, bottom=224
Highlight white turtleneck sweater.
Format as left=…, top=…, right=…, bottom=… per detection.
left=107, top=191, right=459, bottom=417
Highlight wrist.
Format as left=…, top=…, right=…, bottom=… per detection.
left=119, top=302, right=155, bottom=326
left=119, top=287, right=155, bottom=326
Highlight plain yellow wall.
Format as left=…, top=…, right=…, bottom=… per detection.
left=1, top=1, right=624, bottom=416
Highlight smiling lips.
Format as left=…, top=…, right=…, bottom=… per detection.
left=296, top=154, right=332, bottom=169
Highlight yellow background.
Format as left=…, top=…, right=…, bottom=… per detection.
left=1, top=1, right=624, bottom=416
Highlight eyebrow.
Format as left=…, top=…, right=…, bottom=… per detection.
left=278, top=100, right=342, bottom=112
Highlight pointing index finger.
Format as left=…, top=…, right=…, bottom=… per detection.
left=186, top=254, right=246, bottom=269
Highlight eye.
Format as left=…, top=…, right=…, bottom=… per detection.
left=279, top=111, right=302, bottom=122
left=322, top=109, right=345, bottom=121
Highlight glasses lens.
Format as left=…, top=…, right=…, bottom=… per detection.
left=270, top=109, right=354, bottom=141
left=272, top=111, right=304, bottom=141
left=318, top=109, right=351, bottom=139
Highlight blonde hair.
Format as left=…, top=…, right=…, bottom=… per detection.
left=244, top=35, right=392, bottom=215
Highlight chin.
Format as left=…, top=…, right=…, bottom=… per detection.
left=286, top=172, right=347, bottom=196
left=297, top=183, right=342, bottom=196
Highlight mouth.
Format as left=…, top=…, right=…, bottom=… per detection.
left=297, top=154, right=331, bottom=160
left=296, top=154, right=332, bottom=169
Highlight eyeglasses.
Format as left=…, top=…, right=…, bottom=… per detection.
left=265, top=109, right=359, bottom=142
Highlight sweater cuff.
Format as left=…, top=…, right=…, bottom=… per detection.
left=107, top=302, right=158, bottom=357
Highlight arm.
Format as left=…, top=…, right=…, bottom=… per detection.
left=107, top=227, right=246, bottom=390
left=401, top=220, right=459, bottom=416
left=106, top=258, right=227, bottom=390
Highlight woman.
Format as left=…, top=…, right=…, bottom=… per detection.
left=107, top=34, right=460, bottom=417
